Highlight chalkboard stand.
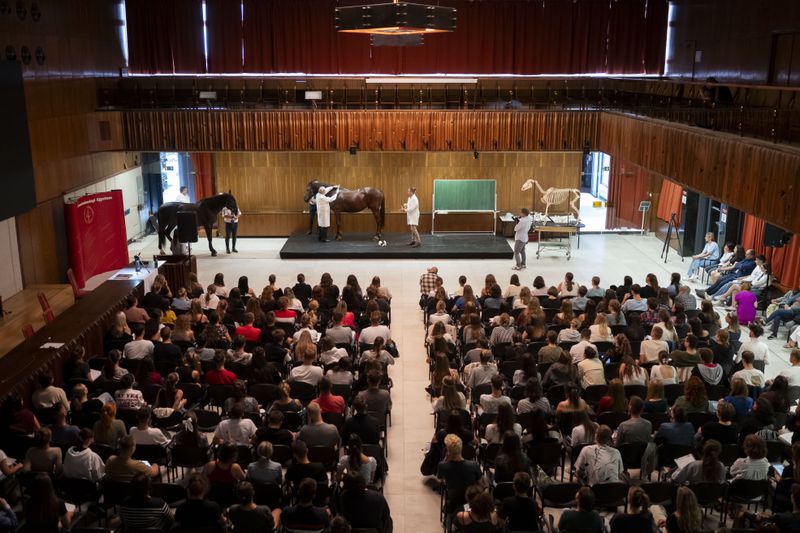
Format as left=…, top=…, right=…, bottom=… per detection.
left=431, top=179, right=498, bottom=235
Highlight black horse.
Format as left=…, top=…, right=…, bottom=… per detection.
left=157, top=193, right=238, bottom=256
left=303, top=181, right=385, bottom=240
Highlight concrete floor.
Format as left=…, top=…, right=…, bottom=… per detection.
left=123, top=231, right=794, bottom=532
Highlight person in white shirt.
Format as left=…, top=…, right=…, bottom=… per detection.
left=359, top=311, right=391, bottom=345
left=123, top=323, right=154, bottom=360
left=63, top=428, right=105, bottom=482
left=175, top=186, right=191, bottom=204
left=31, top=374, right=69, bottom=410
left=288, top=347, right=324, bottom=386
left=779, top=349, right=800, bottom=386
left=114, top=374, right=146, bottom=411
left=402, top=187, right=421, bottom=248
left=466, top=350, right=498, bottom=389
left=574, top=425, right=623, bottom=486
left=713, top=258, right=769, bottom=304
left=222, top=204, right=241, bottom=254
left=640, top=326, right=670, bottom=363
left=212, top=403, right=257, bottom=446
left=293, top=314, right=321, bottom=344
left=511, top=208, right=533, bottom=270
left=732, top=351, right=766, bottom=388
left=503, top=274, right=523, bottom=301
left=129, top=407, right=170, bottom=447
left=736, top=324, right=769, bottom=365
left=569, top=329, right=597, bottom=364
left=578, top=347, right=605, bottom=389
left=479, top=375, right=512, bottom=414
left=319, top=338, right=348, bottom=366
left=316, top=185, right=340, bottom=243
left=201, top=284, right=220, bottom=310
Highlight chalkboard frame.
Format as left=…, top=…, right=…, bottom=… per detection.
left=431, top=179, right=497, bottom=234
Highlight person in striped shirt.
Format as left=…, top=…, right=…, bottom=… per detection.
left=119, top=472, right=173, bottom=531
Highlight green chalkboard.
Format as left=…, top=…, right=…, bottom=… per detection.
left=433, top=179, right=496, bottom=212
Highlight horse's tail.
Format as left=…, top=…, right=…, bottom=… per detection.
left=156, top=209, right=165, bottom=250
left=379, top=195, right=385, bottom=232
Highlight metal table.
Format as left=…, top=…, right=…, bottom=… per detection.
left=534, top=223, right=579, bottom=260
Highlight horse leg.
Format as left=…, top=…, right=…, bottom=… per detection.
left=372, top=207, right=381, bottom=240
left=206, top=224, right=217, bottom=256
left=335, top=211, right=343, bottom=241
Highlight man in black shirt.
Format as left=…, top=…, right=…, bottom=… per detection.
left=281, top=478, right=330, bottom=531
left=285, top=440, right=328, bottom=487
left=342, top=396, right=380, bottom=445
left=141, top=282, right=170, bottom=314
left=437, top=434, right=483, bottom=514
left=498, top=472, right=540, bottom=532
left=558, top=486, right=604, bottom=533
left=174, top=473, right=225, bottom=532
left=339, top=472, right=392, bottom=532
left=153, top=326, right=182, bottom=366
left=292, top=274, right=312, bottom=308
left=255, top=410, right=295, bottom=447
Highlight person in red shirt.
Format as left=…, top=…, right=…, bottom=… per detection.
left=274, top=297, right=297, bottom=325
left=205, top=352, right=237, bottom=385
left=311, top=377, right=346, bottom=415
left=235, top=312, right=261, bottom=343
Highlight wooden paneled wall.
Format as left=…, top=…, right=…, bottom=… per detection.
left=215, top=151, right=582, bottom=236
left=0, top=0, right=131, bottom=285
left=598, top=112, right=800, bottom=234
left=123, top=110, right=600, bottom=152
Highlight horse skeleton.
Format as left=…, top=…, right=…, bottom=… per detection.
left=521, top=179, right=580, bottom=219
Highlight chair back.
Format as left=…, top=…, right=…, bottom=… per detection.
left=538, top=482, right=580, bottom=508
left=688, top=482, right=726, bottom=508
left=21, top=324, right=34, bottom=339
left=618, top=441, right=648, bottom=471
left=641, top=412, right=669, bottom=431
left=592, top=482, right=628, bottom=509
left=583, top=384, right=609, bottom=405
left=176, top=382, right=204, bottom=407
left=664, top=383, right=685, bottom=405
left=657, top=443, right=695, bottom=469
left=623, top=384, right=648, bottom=400
left=640, top=482, right=676, bottom=506
left=271, top=444, right=293, bottom=466
left=307, top=445, right=338, bottom=470
left=253, top=482, right=283, bottom=509
left=597, top=411, right=629, bottom=430
left=546, top=385, right=566, bottom=406
left=686, top=412, right=715, bottom=431
left=195, top=409, right=222, bottom=431
left=289, top=381, right=318, bottom=404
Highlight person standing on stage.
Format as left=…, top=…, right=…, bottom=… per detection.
left=222, top=204, right=241, bottom=254
left=402, top=187, right=420, bottom=248
left=512, top=208, right=533, bottom=270
left=176, top=186, right=191, bottom=203
left=316, top=185, right=340, bottom=243
left=306, top=191, right=317, bottom=235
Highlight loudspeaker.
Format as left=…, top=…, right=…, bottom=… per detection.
left=176, top=211, right=198, bottom=243
left=763, top=223, right=793, bottom=248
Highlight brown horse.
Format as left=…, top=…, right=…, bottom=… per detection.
left=304, top=181, right=385, bottom=240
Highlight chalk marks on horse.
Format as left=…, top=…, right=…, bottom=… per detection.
left=156, top=193, right=239, bottom=257
left=304, top=181, right=385, bottom=241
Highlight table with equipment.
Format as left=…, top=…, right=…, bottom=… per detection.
left=533, top=221, right=581, bottom=260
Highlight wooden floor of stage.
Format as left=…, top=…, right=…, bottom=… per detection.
left=0, top=285, right=74, bottom=357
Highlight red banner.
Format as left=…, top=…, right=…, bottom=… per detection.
left=65, top=190, right=129, bottom=288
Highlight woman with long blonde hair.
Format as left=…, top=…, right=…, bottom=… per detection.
left=190, top=298, right=208, bottom=325
left=589, top=313, right=612, bottom=342
left=293, top=330, right=315, bottom=361
left=172, top=313, right=195, bottom=343
left=433, top=375, right=466, bottom=413
left=664, top=486, right=702, bottom=533
left=110, top=311, right=131, bottom=337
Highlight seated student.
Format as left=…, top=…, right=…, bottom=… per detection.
left=24, top=427, right=62, bottom=475
left=342, top=396, right=381, bottom=446
left=281, top=478, right=330, bottom=531
left=479, top=374, right=512, bottom=414
left=129, top=406, right=170, bottom=446
left=692, top=347, right=724, bottom=387
left=597, top=379, right=628, bottom=415
left=574, top=425, right=623, bottom=486
left=326, top=356, right=355, bottom=386
left=288, top=346, right=324, bottom=386
left=254, top=409, right=294, bottom=447
left=31, top=372, right=69, bottom=411
left=246, top=441, right=282, bottom=486
left=362, top=336, right=394, bottom=367
left=556, top=383, right=591, bottom=416
left=62, top=428, right=104, bottom=482
left=558, top=486, right=605, bottom=533
left=497, top=472, right=540, bottom=532
left=669, top=334, right=702, bottom=367
left=615, top=396, right=652, bottom=446
left=297, top=403, right=340, bottom=449
left=453, top=485, right=499, bottom=531
left=621, top=284, right=648, bottom=313
left=152, top=325, right=182, bottom=366
left=569, top=328, right=598, bottom=364
left=119, top=472, right=173, bottom=531
left=732, top=350, right=767, bottom=388
left=311, top=377, right=346, bottom=415
left=672, top=439, right=726, bottom=485
left=339, top=471, right=392, bottom=531
left=465, top=349, right=498, bottom=389
left=655, top=406, right=695, bottom=446
left=235, top=312, right=262, bottom=343
left=664, top=486, right=703, bottom=533
left=174, top=473, right=225, bottom=532
left=49, top=403, right=81, bottom=450
left=577, top=347, right=605, bottom=389
left=437, top=434, right=484, bottom=515
left=104, top=435, right=160, bottom=482
left=226, top=481, right=278, bottom=533
left=285, top=440, right=328, bottom=487
left=673, top=376, right=711, bottom=414
left=644, top=379, right=669, bottom=414
left=357, top=370, right=392, bottom=418
left=640, top=326, right=670, bottom=364
left=730, top=434, right=770, bottom=480
left=205, top=352, right=238, bottom=385
left=319, top=337, right=347, bottom=366
left=227, top=335, right=252, bottom=365
left=737, top=323, right=769, bottom=366
left=213, top=403, right=258, bottom=446
left=699, top=400, right=740, bottom=445
left=724, top=377, right=754, bottom=418
left=610, top=486, right=654, bottom=533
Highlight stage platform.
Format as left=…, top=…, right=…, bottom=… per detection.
left=280, top=232, right=514, bottom=259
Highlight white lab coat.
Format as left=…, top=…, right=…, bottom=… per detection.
left=316, top=190, right=339, bottom=227
left=405, top=194, right=420, bottom=225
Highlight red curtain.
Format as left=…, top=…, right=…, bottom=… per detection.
left=127, top=0, right=669, bottom=74
left=741, top=213, right=800, bottom=288
left=125, top=0, right=205, bottom=74
left=656, top=179, right=683, bottom=225
left=606, top=158, right=651, bottom=229
left=189, top=153, right=215, bottom=199
left=205, top=0, right=243, bottom=73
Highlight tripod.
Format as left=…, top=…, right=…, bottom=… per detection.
left=660, top=212, right=685, bottom=264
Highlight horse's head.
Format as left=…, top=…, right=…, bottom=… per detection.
left=222, top=192, right=239, bottom=213
left=304, top=181, right=323, bottom=203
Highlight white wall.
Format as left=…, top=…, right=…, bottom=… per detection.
left=0, top=217, right=23, bottom=300
left=64, top=166, right=144, bottom=242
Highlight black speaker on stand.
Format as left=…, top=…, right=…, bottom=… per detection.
left=176, top=211, right=199, bottom=243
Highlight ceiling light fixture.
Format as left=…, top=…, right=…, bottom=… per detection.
left=335, top=1, right=456, bottom=38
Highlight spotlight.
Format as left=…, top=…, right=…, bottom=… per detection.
left=473, top=150, right=479, bottom=160
left=349, top=146, right=357, bottom=156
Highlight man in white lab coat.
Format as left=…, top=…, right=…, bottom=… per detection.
left=402, top=187, right=420, bottom=248
left=316, top=185, right=339, bottom=243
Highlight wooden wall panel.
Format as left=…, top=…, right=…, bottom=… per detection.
left=214, top=151, right=582, bottom=236
left=598, top=112, right=800, bottom=234
left=122, top=110, right=601, bottom=152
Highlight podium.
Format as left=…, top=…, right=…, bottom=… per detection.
left=156, top=255, right=197, bottom=293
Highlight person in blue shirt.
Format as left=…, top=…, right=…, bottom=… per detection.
left=686, top=232, right=720, bottom=280
left=724, top=378, right=754, bottom=417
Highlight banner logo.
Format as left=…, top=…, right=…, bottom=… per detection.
left=83, top=206, right=95, bottom=224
